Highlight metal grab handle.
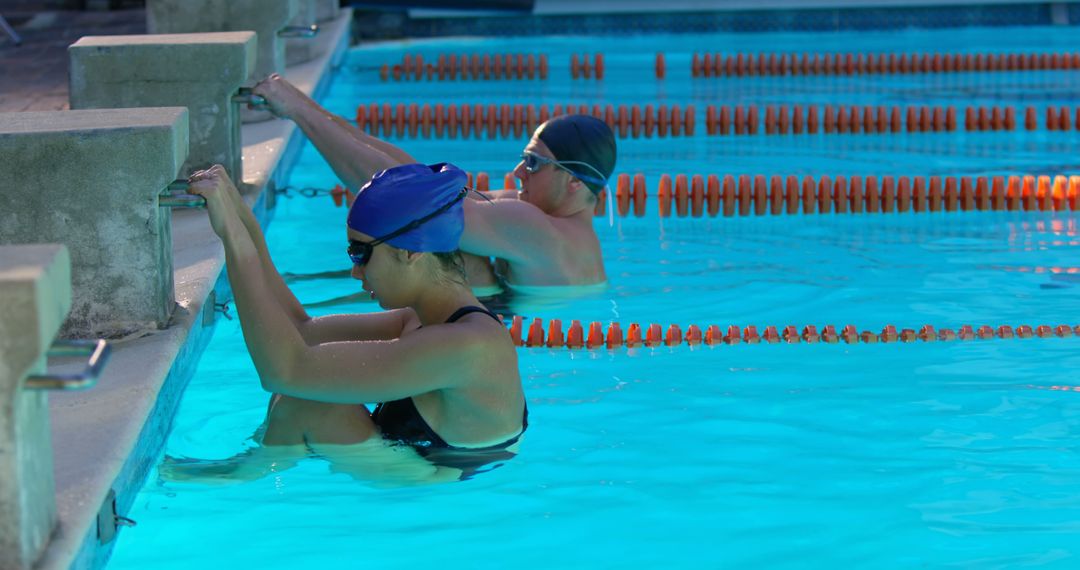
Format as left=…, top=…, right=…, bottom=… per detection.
left=232, top=87, right=269, bottom=111
left=25, top=339, right=111, bottom=391
left=278, top=24, right=319, bottom=38
left=160, top=194, right=207, bottom=209
left=159, top=179, right=206, bottom=209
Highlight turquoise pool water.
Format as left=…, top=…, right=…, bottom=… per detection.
left=110, top=26, right=1080, bottom=568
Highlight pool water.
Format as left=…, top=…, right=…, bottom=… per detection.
left=110, top=25, right=1080, bottom=568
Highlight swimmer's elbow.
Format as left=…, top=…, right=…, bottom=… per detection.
left=257, top=349, right=307, bottom=394
left=258, top=371, right=293, bottom=395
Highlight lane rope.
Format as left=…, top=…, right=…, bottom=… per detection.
left=379, top=53, right=549, bottom=81
left=375, top=51, right=1080, bottom=81
left=686, top=51, right=1080, bottom=78
left=596, top=173, right=1080, bottom=217
left=354, top=102, right=1078, bottom=139
left=504, top=316, right=1080, bottom=350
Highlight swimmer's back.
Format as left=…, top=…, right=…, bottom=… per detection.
left=403, top=305, right=524, bottom=448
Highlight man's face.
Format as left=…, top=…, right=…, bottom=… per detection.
left=513, top=137, right=569, bottom=212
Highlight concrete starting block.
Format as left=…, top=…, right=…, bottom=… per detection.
left=0, top=108, right=189, bottom=338
left=69, top=32, right=256, bottom=179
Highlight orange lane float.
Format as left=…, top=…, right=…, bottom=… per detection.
left=357, top=102, right=699, bottom=139
left=361, top=101, right=1080, bottom=138
left=570, top=53, right=605, bottom=80
left=568, top=173, right=1080, bottom=217
left=703, top=104, right=1022, bottom=135
left=688, top=51, right=1080, bottom=77
left=381, top=53, right=548, bottom=81
left=507, top=316, right=1080, bottom=350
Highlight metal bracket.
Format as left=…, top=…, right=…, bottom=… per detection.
left=95, top=487, right=136, bottom=546
left=232, top=87, right=269, bottom=111
left=159, top=179, right=207, bottom=209
left=25, top=339, right=111, bottom=391
left=97, top=489, right=136, bottom=545
left=214, top=300, right=234, bottom=321
left=278, top=24, right=319, bottom=38
left=202, top=290, right=217, bottom=327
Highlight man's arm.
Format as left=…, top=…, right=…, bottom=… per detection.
left=252, top=74, right=414, bottom=189
left=459, top=198, right=561, bottom=263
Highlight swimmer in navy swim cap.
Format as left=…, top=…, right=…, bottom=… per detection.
left=253, top=75, right=616, bottom=294
left=166, top=164, right=526, bottom=484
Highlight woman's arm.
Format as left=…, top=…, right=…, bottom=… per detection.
left=191, top=166, right=459, bottom=400
left=263, top=324, right=490, bottom=404
left=224, top=171, right=311, bottom=331
left=252, top=74, right=414, bottom=189
left=222, top=174, right=417, bottom=344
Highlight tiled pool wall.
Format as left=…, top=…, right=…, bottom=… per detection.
left=351, top=2, right=1079, bottom=39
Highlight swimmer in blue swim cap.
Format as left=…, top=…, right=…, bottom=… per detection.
left=253, top=75, right=616, bottom=294
left=167, top=164, right=526, bottom=484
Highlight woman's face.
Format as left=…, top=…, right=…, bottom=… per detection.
left=348, top=228, right=414, bottom=309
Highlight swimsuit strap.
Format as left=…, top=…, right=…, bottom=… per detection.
left=445, top=305, right=502, bottom=324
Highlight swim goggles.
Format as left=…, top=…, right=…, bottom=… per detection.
left=347, top=187, right=468, bottom=266
left=519, top=151, right=607, bottom=189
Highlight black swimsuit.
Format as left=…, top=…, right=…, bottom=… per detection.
left=371, top=306, right=528, bottom=479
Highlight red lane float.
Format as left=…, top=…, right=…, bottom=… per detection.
left=381, top=53, right=548, bottom=81
left=360, top=102, right=1080, bottom=138
left=356, top=102, right=699, bottom=139
left=357, top=101, right=1078, bottom=139
left=702, top=104, right=1029, bottom=135
left=688, top=51, right=1080, bottom=77
left=571, top=53, right=605, bottom=80
left=509, top=317, right=1080, bottom=350
left=582, top=173, right=1080, bottom=217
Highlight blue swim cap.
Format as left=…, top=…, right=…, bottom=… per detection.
left=347, top=163, right=467, bottom=252
left=535, top=114, right=617, bottom=194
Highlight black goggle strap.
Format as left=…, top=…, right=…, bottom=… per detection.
left=368, top=186, right=469, bottom=249
left=469, top=187, right=494, bottom=202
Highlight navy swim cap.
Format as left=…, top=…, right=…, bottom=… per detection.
left=347, top=163, right=467, bottom=252
left=535, top=114, right=617, bottom=194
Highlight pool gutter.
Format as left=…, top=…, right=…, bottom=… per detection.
left=36, top=9, right=353, bottom=570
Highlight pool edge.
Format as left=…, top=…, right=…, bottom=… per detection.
left=37, top=10, right=353, bottom=570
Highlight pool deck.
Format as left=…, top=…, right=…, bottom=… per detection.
left=0, top=8, right=147, bottom=112
left=3, top=6, right=353, bottom=569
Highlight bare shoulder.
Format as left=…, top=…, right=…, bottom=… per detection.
left=484, top=199, right=573, bottom=243
left=471, top=195, right=549, bottom=218
left=469, top=189, right=519, bottom=201
left=461, top=198, right=565, bottom=262
left=429, top=312, right=516, bottom=371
